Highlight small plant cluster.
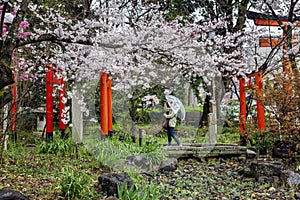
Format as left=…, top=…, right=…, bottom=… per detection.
left=247, top=129, right=279, bottom=155
left=117, top=182, right=162, bottom=200
left=59, top=166, right=93, bottom=199
left=262, top=71, right=300, bottom=136
left=85, top=132, right=167, bottom=171
left=36, top=135, right=75, bottom=156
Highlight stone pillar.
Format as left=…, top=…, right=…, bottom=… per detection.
left=72, top=92, right=83, bottom=143
left=209, top=113, right=217, bottom=144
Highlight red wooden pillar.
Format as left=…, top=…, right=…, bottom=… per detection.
left=46, top=67, right=54, bottom=141
left=59, top=76, right=66, bottom=137
left=255, top=73, right=265, bottom=130
left=107, top=76, right=113, bottom=136
left=100, top=73, right=108, bottom=135
left=239, top=77, right=247, bottom=135
left=11, top=73, right=17, bottom=142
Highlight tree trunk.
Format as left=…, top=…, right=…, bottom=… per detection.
left=0, top=64, right=14, bottom=91
left=0, top=63, right=14, bottom=109
left=0, top=89, right=13, bottom=108
left=215, top=76, right=226, bottom=126
left=199, top=94, right=210, bottom=128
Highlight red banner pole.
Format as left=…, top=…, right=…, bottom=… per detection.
left=255, top=73, right=266, bottom=131
left=46, top=66, right=54, bottom=141
left=59, top=74, right=66, bottom=137
left=239, top=77, right=247, bottom=144
left=100, top=73, right=108, bottom=136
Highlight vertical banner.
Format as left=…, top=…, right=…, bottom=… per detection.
left=59, top=74, right=66, bottom=137
left=255, top=73, right=265, bottom=131
left=46, top=67, right=54, bottom=141
left=100, top=73, right=108, bottom=135
left=239, top=77, right=247, bottom=135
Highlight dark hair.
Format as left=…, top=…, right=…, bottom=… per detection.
left=165, top=102, right=170, bottom=108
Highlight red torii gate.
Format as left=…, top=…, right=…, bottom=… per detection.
left=45, top=63, right=66, bottom=141
left=8, top=65, right=66, bottom=142
left=238, top=71, right=265, bottom=137
left=239, top=11, right=296, bottom=141
left=9, top=68, right=113, bottom=141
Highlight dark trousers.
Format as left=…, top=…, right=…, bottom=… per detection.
left=167, top=127, right=180, bottom=145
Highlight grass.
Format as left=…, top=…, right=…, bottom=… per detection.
left=0, top=130, right=170, bottom=199
left=0, top=138, right=105, bottom=199
left=1, top=131, right=297, bottom=200
left=0, top=123, right=240, bottom=200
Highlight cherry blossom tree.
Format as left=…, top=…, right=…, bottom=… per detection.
left=0, top=0, right=261, bottom=132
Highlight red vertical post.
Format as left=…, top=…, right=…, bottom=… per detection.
left=11, top=73, right=17, bottom=142
left=107, top=76, right=113, bottom=136
left=46, top=67, right=54, bottom=141
left=59, top=75, right=66, bottom=137
left=255, top=73, right=265, bottom=130
left=100, top=73, right=108, bottom=135
left=239, top=77, right=247, bottom=135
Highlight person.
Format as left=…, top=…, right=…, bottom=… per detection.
left=164, top=101, right=181, bottom=146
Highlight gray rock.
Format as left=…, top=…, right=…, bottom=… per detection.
left=126, top=155, right=150, bottom=170
left=159, top=158, right=178, bottom=172
left=232, top=194, right=240, bottom=200
left=0, top=190, right=29, bottom=200
left=240, top=161, right=300, bottom=188
left=98, top=172, right=133, bottom=197
left=281, top=170, right=300, bottom=187
left=239, top=161, right=284, bottom=179
left=246, top=149, right=257, bottom=158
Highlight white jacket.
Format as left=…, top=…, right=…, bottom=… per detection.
left=164, top=105, right=177, bottom=127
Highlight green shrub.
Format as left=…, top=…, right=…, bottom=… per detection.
left=84, top=133, right=167, bottom=171
left=118, top=181, right=162, bottom=200
left=36, top=136, right=75, bottom=156
left=60, top=166, right=92, bottom=199
left=248, top=130, right=280, bottom=154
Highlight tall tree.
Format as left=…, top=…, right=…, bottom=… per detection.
left=0, top=1, right=258, bottom=133
left=143, top=0, right=252, bottom=127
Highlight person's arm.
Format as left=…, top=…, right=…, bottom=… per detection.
left=164, top=110, right=175, bottom=119
left=164, top=102, right=172, bottom=112
left=164, top=102, right=168, bottom=111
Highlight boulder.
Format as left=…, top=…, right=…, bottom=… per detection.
left=126, top=155, right=150, bottom=170
left=272, top=140, right=292, bottom=158
left=0, top=190, right=29, bottom=200
left=239, top=161, right=284, bottom=179
left=159, top=158, right=178, bottom=172
left=98, top=172, right=133, bottom=197
left=239, top=161, right=300, bottom=187
left=281, top=170, right=300, bottom=187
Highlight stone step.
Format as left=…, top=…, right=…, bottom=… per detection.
left=164, top=143, right=256, bottom=159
